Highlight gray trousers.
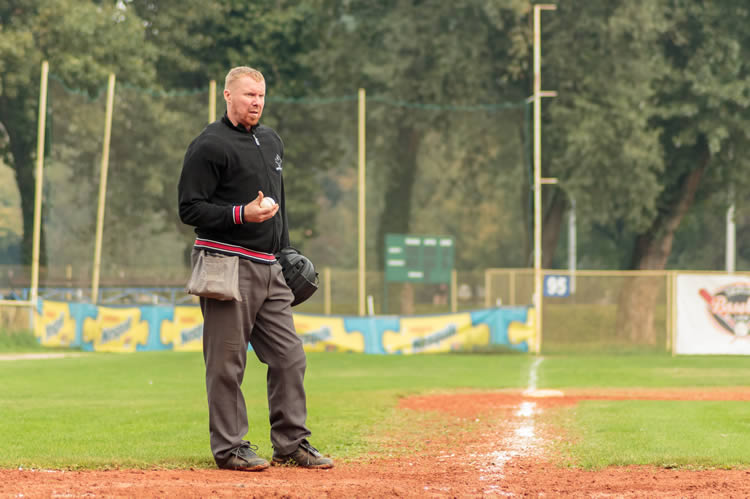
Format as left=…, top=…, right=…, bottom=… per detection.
left=197, top=251, right=310, bottom=462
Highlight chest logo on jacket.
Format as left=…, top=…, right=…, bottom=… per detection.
left=274, top=154, right=283, bottom=172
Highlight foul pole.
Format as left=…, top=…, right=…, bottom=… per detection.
left=0, top=61, right=48, bottom=310
left=91, top=73, right=116, bottom=305
left=531, top=4, right=557, bottom=354
left=358, top=88, right=366, bottom=316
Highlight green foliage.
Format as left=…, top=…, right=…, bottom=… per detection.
left=0, top=160, right=21, bottom=262
left=542, top=1, right=668, bottom=235
left=0, top=0, right=157, bottom=265
left=124, top=0, right=227, bottom=89
left=310, top=0, right=532, bottom=269
left=539, top=1, right=750, bottom=269
left=2, top=0, right=750, bottom=275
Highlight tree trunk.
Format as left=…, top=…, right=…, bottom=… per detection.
left=519, top=181, right=567, bottom=268
left=376, top=127, right=421, bottom=313
left=519, top=120, right=532, bottom=266
left=542, top=189, right=568, bottom=268
left=6, top=121, right=47, bottom=269
left=616, top=145, right=710, bottom=345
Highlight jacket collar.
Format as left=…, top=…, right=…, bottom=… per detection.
left=221, top=113, right=259, bottom=134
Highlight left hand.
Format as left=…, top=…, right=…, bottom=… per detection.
left=244, top=191, right=279, bottom=223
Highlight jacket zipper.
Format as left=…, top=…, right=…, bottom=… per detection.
left=253, top=132, right=278, bottom=252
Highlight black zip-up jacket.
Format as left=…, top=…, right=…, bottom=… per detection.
left=178, top=114, right=289, bottom=262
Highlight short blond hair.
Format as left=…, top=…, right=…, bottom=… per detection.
left=224, top=66, right=265, bottom=90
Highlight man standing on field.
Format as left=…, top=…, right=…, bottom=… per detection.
left=178, top=66, right=333, bottom=471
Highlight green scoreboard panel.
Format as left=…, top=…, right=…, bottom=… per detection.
left=385, top=233, right=455, bottom=284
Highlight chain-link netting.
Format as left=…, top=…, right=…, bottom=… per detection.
left=482, top=269, right=673, bottom=354
left=2, top=74, right=683, bottom=354
left=43, top=75, right=108, bottom=294
left=542, top=272, right=670, bottom=354
left=6, top=76, right=536, bottom=314
left=104, top=84, right=207, bottom=286
left=354, top=99, right=529, bottom=315
left=0, top=159, right=23, bottom=298
left=38, top=77, right=208, bottom=301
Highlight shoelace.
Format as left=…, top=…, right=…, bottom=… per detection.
left=233, top=441, right=260, bottom=458
left=299, top=440, right=321, bottom=457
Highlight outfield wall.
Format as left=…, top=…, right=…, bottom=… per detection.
left=33, top=300, right=536, bottom=354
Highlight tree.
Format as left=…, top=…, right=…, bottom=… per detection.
left=615, top=0, right=750, bottom=343
left=0, top=0, right=156, bottom=268
left=534, top=1, right=668, bottom=268
left=310, top=0, right=530, bottom=263
left=529, top=0, right=750, bottom=344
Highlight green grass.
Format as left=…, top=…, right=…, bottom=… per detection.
left=0, top=352, right=531, bottom=469
left=540, top=354, right=750, bottom=388
left=555, top=400, right=750, bottom=469
left=540, top=355, right=750, bottom=469
left=1, top=352, right=750, bottom=470
left=0, top=328, right=50, bottom=352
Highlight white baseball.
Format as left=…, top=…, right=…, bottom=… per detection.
left=260, top=197, right=276, bottom=209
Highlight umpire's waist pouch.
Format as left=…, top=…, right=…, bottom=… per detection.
left=186, top=249, right=242, bottom=302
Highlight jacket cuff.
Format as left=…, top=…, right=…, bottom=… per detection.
left=233, top=205, right=244, bottom=224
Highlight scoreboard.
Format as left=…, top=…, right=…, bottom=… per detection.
left=385, top=234, right=455, bottom=284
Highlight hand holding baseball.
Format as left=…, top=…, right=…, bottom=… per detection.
left=244, top=191, right=279, bottom=223
left=260, top=196, right=276, bottom=209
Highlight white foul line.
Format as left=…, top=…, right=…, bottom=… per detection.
left=526, top=356, right=544, bottom=392
left=480, top=356, right=547, bottom=493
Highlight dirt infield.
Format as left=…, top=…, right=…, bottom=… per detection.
left=4, top=388, right=750, bottom=498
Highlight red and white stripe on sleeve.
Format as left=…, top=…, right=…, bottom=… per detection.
left=232, top=205, right=245, bottom=224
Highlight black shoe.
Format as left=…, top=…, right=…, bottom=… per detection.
left=217, top=442, right=269, bottom=471
left=272, top=439, right=334, bottom=469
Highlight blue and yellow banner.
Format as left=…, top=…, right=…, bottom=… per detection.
left=382, top=313, right=489, bottom=354
left=294, top=315, right=366, bottom=352
left=83, top=306, right=150, bottom=352
left=161, top=306, right=204, bottom=352
left=34, top=300, right=535, bottom=354
left=34, top=301, right=77, bottom=347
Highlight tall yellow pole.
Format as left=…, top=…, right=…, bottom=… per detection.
left=29, top=60, right=49, bottom=308
left=324, top=266, right=331, bottom=315
left=532, top=4, right=556, bottom=354
left=358, top=88, right=366, bottom=316
left=484, top=269, right=491, bottom=308
left=208, top=80, right=217, bottom=123
left=91, top=73, right=116, bottom=305
left=450, top=269, right=458, bottom=313
left=0, top=61, right=49, bottom=309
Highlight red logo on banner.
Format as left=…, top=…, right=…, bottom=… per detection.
left=699, top=285, right=750, bottom=338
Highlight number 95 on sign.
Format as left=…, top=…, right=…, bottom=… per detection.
left=544, top=275, right=570, bottom=297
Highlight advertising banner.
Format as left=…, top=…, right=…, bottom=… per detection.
left=676, top=273, right=750, bottom=354
left=34, top=301, right=77, bottom=347
left=82, top=306, right=151, bottom=352
left=160, top=306, right=204, bottom=352
left=382, top=313, right=488, bottom=354
left=294, top=315, right=365, bottom=352
left=34, top=301, right=534, bottom=354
